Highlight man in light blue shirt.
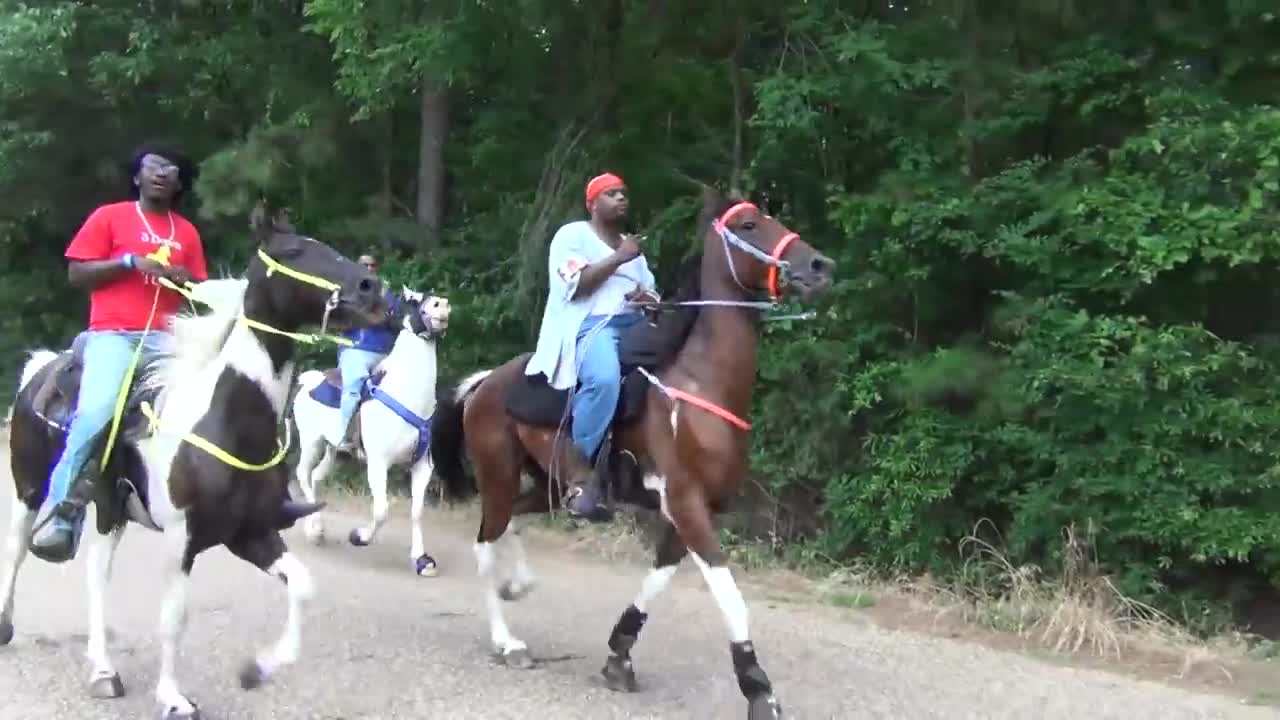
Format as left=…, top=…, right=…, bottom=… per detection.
left=526, top=172, right=658, bottom=522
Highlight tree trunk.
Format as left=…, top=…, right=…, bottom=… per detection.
left=416, top=76, right=449, bottom=248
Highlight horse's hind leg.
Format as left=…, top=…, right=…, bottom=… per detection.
left=226, top=531, right=314, bottom=691
left=601, top=520, right=686, bottom=693
left=491, top=509, right=537, bottom=599
left=407, top=455, right=437, bottom=577
left=84, top=521, right=127, bottom=698
left=668, top=492, right=781, bottom=720
left=473, top=462, right=532, bottom=667
left=154, top=523, right=199, bottom=718
left=0, top=487, right=35, bottom=646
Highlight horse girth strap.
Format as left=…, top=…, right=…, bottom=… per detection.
left=140, top=401, right=291, bottom=472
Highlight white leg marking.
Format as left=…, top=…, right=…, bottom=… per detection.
left=254, top=552, right=314, bottom=679
left=408, top=458, right=432, bottom=564
left=353, top=460, right=390, bottom=545
left=690, top=552, right=750, bottom=644
left=85, top=524, right=126, bottom=679
left=154, top=523, right=195, bottom=715
left=474, top=540, right=526, bottom=654
left=0, top=491, right=34, bottom=633
left=634, top=565, right=678, bottom=614
left=495, top=529, right=537, bottom=599
left=642, top=474, right=674, bottom=524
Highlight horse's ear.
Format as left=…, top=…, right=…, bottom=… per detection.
left=249, top=197, right=274, bottom=246
left=700, top=183, right=725, bottom=214
left=271, top=207, right=295, bottom=233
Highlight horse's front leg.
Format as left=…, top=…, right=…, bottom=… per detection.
left=227, top=530, right=314, bottom=690
left=85, top=522, right=127, bottom=698
left=602, top=518, right=686, bottom=692
left=407, top=455, right=437, bottom=577
left=155, top=521, right=199, bottom=718
left=295, top=437, right=334, bottom=545
left=349, top=457, right=389, bottom=547
left=669, top=489, right=781, bottom=720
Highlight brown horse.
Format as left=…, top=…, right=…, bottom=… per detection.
left=429, top=185, right=836, bottom=719
left=0, top=207, right=386, bottom=719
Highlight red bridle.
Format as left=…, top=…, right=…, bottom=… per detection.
left=713, top=201, right=800, bottom=300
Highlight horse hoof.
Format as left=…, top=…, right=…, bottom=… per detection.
left=601, top=654, right=638, bottom=693
left=502, top=648, right=535, bottom=669
left=747, top=694, right=782, bottom=720
left=238, top=659, right=266, bottom=690
left=348, top=529, right=369, bottom=547
left=498, top=580, right=535, bottom=602
left=157, top=701, right=200, bottom=720
left=88, top=673, right=125, bottom=699
left=414, top=554, right=438, bottom=577
left=0, top=618, right=13, bottom=646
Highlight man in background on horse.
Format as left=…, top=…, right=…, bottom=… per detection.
left=334, top=252, right=400, bottom=453
left=31, top=142, right=209, bottom=563
left=526, top=172, right=659, bottom=522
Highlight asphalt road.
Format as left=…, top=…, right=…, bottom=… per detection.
left=0, top=483, right=1274, bottom=719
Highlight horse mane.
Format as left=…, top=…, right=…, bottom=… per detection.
left=140, top=277, right=249, bottom=403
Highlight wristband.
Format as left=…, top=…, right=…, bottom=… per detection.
left=121, top=253, right=135, bottom=270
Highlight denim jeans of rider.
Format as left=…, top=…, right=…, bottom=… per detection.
left=571, top=313, right=642, bottom=461
left=44, top=330, right=167, bottom=532
left=338, top=347, right=386, bottom=439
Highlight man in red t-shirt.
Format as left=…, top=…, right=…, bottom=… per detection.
left=31, top=142, right=209, bottom=563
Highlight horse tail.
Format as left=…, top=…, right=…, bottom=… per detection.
left=18, top=350, right=57, bottom=393
left=430, top=368, right=493, bottom=502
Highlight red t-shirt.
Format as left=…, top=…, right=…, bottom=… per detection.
left=65, top=201, right=209, bottom=331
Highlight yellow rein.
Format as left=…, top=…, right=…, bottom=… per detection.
left=98, top=247, right=354, bottom=473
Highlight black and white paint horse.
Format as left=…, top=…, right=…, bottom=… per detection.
left=0, top=211, right=387, bottom=719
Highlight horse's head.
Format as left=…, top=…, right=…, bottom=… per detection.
left=245, top=203, right=387, bottom=332
left=700, top=185, right=835, bottom=302
left=397, top=285, right=451, bottom=339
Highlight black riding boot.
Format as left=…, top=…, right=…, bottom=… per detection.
left=563, top=439, right=614, bottom=523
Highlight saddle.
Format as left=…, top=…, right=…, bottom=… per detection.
left=26, top=333, right=160, bottom=532
left=31, top=334, right=155, bottom=443
left=504, top=300, right=701, bottom=432
left=309, top=368, right=392, bottom=455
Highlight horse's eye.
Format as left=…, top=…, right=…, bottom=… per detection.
left=741, top=221, right=756, bottom=231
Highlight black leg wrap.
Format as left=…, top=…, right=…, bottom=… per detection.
left=731, top=641, right=774, bottom=699
left=608, top=604, right=647, bottom=656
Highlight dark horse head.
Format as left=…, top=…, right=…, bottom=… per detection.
left=698, top=185, right=835, bottom=303
left=243, top=204, right=387, bottom=341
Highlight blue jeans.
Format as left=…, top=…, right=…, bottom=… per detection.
left=43, top=330, right=167, bottom=527
left=338, top=347, right=386, bottom=439
left=571, top=313, right=641, bottom=461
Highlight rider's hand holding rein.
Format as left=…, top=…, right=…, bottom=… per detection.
left=131, top=254, right=192, bottom=286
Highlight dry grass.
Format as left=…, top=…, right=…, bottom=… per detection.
left=913, top=519, right=1212, bottom=668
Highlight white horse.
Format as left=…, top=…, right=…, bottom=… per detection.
left=291, top=287, right=451, bottom=576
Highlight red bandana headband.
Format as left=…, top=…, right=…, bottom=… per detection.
left=585, top=172, right=624, bottom=208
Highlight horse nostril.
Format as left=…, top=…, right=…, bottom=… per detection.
left=358, top=278, right=374, bottom=293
